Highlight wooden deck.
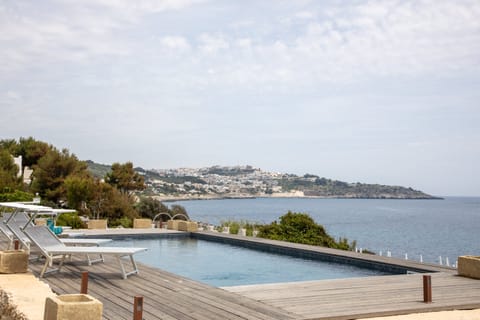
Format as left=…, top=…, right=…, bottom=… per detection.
left=28, top=256, right=480, bottom=320
left=28, top=256, right=297, bottom=320
left=226, top=272, right=480, bottom=320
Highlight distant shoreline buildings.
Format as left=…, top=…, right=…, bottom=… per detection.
left=128, top=165, right=439, bottom=201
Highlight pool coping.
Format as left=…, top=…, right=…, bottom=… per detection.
left=193, top=231, right=455, bottom=274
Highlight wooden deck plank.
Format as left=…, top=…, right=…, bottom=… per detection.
left=64, top=262, right=265, bottom=320
left=28, top=255, right=297, bottom=320
left=96, top=258, right=293, bottom=320
left=225, top=272, right=480, bottom=319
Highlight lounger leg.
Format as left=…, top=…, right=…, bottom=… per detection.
left=40, top=258, right=50, bottom=278
left=116, top=256, right=127, bottom=279
left=115, top=255, right=140, bottom=279
left=130, top=255, right=139, bottom=275
left=40, top=255, right=63, bottom=277
left=58, top=254, right=66, bottom=272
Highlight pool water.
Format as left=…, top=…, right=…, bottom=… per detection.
left=111, top=237, right=388, bottom=287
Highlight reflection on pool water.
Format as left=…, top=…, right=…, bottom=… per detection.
left=111, top=237, right=389, bottom=287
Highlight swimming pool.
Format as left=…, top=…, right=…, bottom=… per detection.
left=111, top=236, right=389, bottom=287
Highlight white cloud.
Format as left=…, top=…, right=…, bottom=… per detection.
left=160, top=36, right=191, bottom=51
left=136, top=0, right=480, bottom=90
left=235, top=38, right=252, bottom=49
left=0, top=3, right=125, bottom=73
left=295, top=11, right=314, bottom=20
left=6, top=91, right=21, bottom=100
left=198, top=33, right=230, bottom=55
left=0, top=0, right=205, bottom=73
left=1, top=0, right=479, bottom=195
left=287, top=0, right=480, bottom=81
left=2, top=0, right=478, bottom=84
left=63, top=0, right=206, bottom=20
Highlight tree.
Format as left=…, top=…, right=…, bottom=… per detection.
left=105, top=162, right=145, bottom=195
left=0, top=140, right=33, bottom=200
left=0, top=149, right=21, bottom=191
left=99, top=186, right=138, bottom=226
left=1, top=137, right=152, bottom=226
left=169, top=204, right=189, bottom=220
left=66, top=177, right=138, bottom=222
left=16, top=137, right=50, bottom=168
left=65, top=175, right=97, bottom=210
left=0, top=139, right=18, bottom=154
left=31, top=148, right=88, bottom=203
left=87, top=181, right=114, bottom=220
left=136, top=197, right=169, bottom=220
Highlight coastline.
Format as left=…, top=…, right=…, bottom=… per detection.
left=154, top=192, right=444, bottom=202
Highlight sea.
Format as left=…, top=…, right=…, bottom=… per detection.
left=170, top=197, right=480, bottom=265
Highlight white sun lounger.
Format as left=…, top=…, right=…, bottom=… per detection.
left=1, top=213, right=112, bottom=255
left=0, top=222, right=17, bottom=249
left=24, top=225, right=147, bottom=279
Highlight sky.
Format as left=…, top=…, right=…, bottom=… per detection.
left=1, top=0, right=479, bottom=197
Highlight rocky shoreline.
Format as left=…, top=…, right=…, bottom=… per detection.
left=154, top=192, right=443, bottom=202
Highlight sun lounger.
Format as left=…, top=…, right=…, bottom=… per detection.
left=1, top=212, right=112, bottom=253
left=0, top=222, right=16, bottom=249
left=24, top=225, right=147, bottom=279
left=4, top=221, right=33, bottom=250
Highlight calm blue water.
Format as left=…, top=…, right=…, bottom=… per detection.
left=171, top=197, right=480, bottom=264
left=111, top=237, right=386, bottom=287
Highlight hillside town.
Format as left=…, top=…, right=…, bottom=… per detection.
left=135, top=165, right=437, bottom=200
left=141, top=165, right=286, bottom=200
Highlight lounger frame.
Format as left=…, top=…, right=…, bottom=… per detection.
left=24, top=226, right=147, bottom=279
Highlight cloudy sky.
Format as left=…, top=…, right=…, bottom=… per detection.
left=1, top=0, right=479, bottom=196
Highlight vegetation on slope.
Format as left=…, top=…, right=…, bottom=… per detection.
left=0, top=137, right=187, bottom=227
left=278, top=174, right=435, bottom=199
left=257, top=212, right=354, bottom=250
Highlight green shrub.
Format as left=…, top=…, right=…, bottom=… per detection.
left=245, top=223, right=254, bottom=236
left=56, top=212, right=85, bottom=229
left=229, top=221, right=240, bottom=234
left=214, top=220, right=260, bottom=236
left=257, top=211, right=355, bottom=250
left=215, top=220, right=230, bottom=232
left=109, top=216, right=133, bottom=228
left=0, top=190, right=34, bottom=202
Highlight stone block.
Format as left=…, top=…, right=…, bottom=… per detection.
left=133, top=218, right=153, bottom=229
left=188, top=222, right=198, bottom=232
left=87, top=219, right=107, bottom=229
left=177, top=221, right=198, bottom=232
left=177, top=221, right=187, bottom=231
left=35, top=218, right=47, bottom=226
left=458, top=255, right=480, bottom=279
left=167, top=220, right=180, bottom=230
left=0, top=250, right=28, bottom=274
left=44, top=294, right=103, bottom=320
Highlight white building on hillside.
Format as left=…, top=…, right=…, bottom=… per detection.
left=13, top=156, right=22, bottom=178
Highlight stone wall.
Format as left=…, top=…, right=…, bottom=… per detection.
left=0, top=273, right=56, bottom=320
left=133, top=219, right=152, bottom=229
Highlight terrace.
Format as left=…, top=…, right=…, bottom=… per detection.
left=11, top=229, right=480, bottom=319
